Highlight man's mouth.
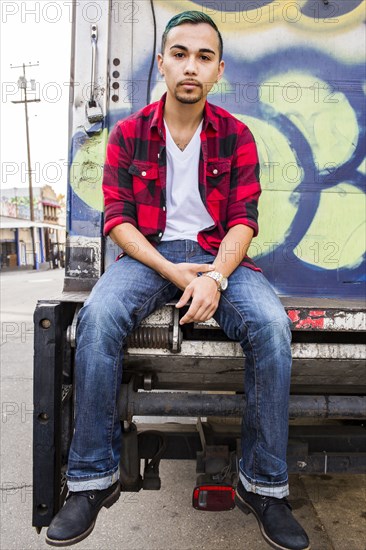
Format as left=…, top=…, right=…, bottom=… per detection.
left=180, top=81, right=201, bottom=88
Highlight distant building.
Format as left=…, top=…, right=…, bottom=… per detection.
left=0, top=185, right=66, bottom=269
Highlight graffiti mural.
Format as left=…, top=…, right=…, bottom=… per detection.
left=68, top=0, right=365, bottom=296
left=1, top=190, right=43, bottom=221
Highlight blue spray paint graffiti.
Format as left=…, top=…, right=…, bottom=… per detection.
left=68, top=0, right=365, bottom=296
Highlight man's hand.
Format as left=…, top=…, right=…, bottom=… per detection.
left=168, top=262, right=215, bottom=290
left=176, top=274, right=221, bottom=325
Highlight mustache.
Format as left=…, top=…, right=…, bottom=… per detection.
left=179, top=80, right=202, bottom=88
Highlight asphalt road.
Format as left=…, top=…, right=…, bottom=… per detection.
left=0, top=268, right=365, bottom=550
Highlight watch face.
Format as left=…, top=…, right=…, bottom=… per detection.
left=221, top=277, right=228, bottom=290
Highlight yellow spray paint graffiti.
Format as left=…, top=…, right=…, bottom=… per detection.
left=259, top=73, right=359, bottom=170
left=70, top=130, right=107, bottom=212
left=246, top=71, right=363, bottom=270
left=295, top=183, right=365, bottom=269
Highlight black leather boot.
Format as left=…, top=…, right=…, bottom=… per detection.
left=235, top=480, right=310, bottom=550
left=46, top=481, right=121, bottom=547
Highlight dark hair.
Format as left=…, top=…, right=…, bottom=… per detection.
left=161, top=10, right=223, bottom=61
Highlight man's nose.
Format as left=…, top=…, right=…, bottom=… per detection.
left=184, top=56, right=198, bottom=74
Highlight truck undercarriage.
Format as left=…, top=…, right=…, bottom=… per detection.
left=33, top=295, right=366, bottom=530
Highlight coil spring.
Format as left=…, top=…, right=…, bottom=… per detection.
left=127, top=326, right=171, bottom=349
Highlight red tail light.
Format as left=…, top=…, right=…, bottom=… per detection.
left=192, top=484, right=235, bottom=511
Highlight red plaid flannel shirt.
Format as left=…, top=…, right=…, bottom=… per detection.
left=103, top=93, right=261, bottom=270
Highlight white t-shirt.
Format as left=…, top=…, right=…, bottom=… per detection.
left=162, top=119, right=214, bottom=242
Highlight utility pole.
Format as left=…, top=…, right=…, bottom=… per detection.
left=11, top=62, right=40, bottom=269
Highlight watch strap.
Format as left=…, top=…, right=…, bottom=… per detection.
left=204, top=271, right=225, bottom=291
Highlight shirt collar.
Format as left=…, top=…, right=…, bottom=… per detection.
left=151, top=92, right=219, bottom=134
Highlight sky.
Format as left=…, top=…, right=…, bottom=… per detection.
left=1, top=1, right=73, bottom=196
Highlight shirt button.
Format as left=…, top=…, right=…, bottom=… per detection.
left=213, top=168, right=218, bottom=175
left=158, top=232, right=163, bottom=237
left=162, top=206, right=166, bottom=211
left=141, top=171, right=147, bottom=177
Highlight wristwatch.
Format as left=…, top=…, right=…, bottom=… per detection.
left=204, top=271, right=228, bottom=292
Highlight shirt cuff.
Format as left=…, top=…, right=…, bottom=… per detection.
left=227, top=218, right=258, bottom=237
left=103, top=216, right=137, bottom=236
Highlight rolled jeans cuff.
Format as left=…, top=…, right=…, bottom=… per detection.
left=239, top=471, right=289, bottom=499
left=67, top=467, right=120, bottom=492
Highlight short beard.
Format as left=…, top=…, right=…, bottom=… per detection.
left=174, top=89, right=203, bottom=104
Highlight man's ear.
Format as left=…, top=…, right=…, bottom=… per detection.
left=157, top=53, right=164, bottom=76
left=217, top=60, right=225, bottom=81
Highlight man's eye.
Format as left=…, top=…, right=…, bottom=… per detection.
left=175, top=52, right=184, bottom=58
left=201, top=56, right=210, bottom=61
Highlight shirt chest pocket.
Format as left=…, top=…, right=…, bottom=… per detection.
left=128, top=161, right=159, bottom=204
left=206, top=160, right=231, bottom=201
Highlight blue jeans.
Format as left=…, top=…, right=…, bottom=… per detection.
left=67, top=240, right=292, bottom=497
